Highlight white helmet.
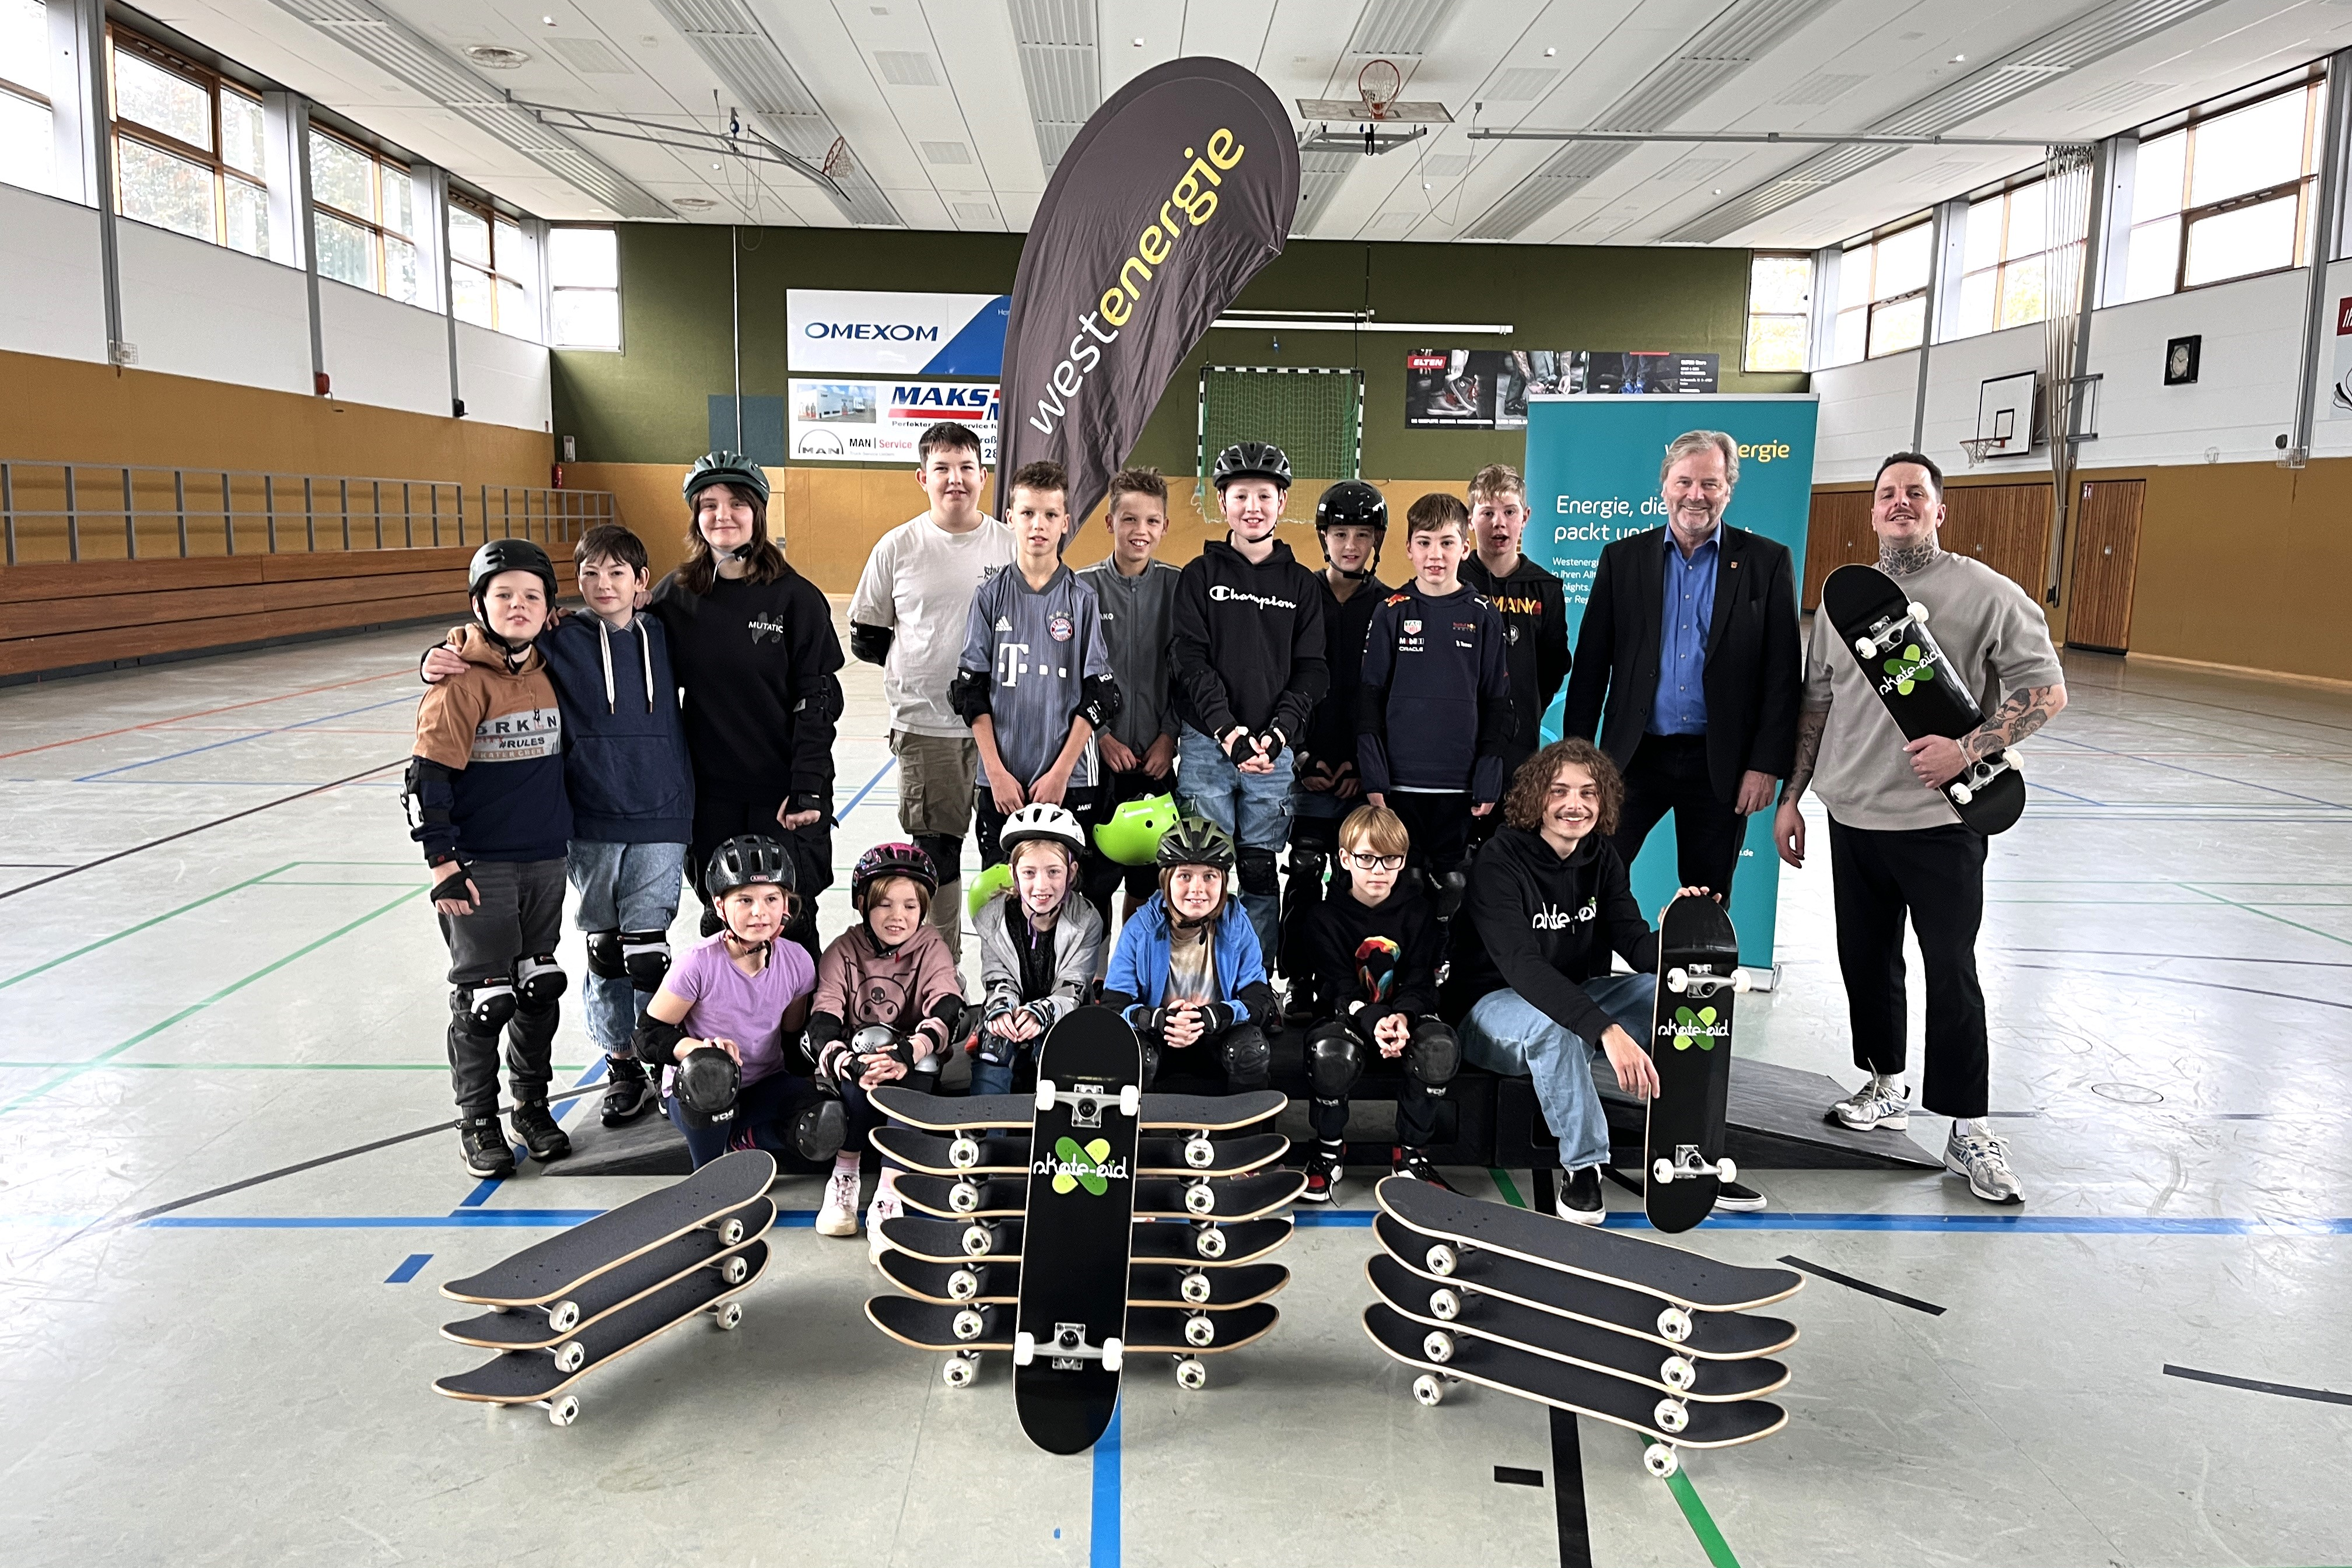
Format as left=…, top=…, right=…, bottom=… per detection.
left=999, top=802, right=1086, bottom=860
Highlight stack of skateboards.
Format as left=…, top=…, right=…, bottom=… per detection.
left=864, top=1009, right=1301, bottom=1451
left=432, top=1149, right=776, bottom=1426
left=1364, top=1176, right=1798, bottom=1478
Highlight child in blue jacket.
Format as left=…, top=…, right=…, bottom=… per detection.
left=1098, top=817, right=1275, bottom=1091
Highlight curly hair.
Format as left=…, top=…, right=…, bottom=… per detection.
left=1501, top=738, right=1625, bottom=837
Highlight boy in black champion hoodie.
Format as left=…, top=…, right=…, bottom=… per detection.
left=1170, top=441, right=1328, bottom=967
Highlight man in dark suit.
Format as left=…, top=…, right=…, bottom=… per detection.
left=1560, top=429, right=1800, bottom=898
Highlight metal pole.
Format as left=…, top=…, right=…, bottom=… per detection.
left=174, top=468, right=188, bottom=557
left=122, top=466, right=135, bottom=559
left=731, top=225, right=744, bottom=452
left=222, top=471, right=235, bottom=555
left=1464, top=128, right=2056, bottom=148
left=340, top=478, right=351, bottom=550
left=2293, top=48, right=2352, bottom=463
left=265, top=473, right=276, bottom=552
left=64, top=464, right=79, bottom=562
left=2, top=461, right=14, bottom=566
left=401, top=481, right=412, bottom=548
left=431, top=482, right=440, bottom=547
left=304, top=475, right=315, bottom=551
left=372, top=479, right=383, bottom=549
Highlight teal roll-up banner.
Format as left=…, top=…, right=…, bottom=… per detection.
left=1524, top=393, right=1820, bottom=970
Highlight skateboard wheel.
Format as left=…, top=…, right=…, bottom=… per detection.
left=949, top=1180, right=981, bottom=1214
left=1183, top=1181, right=1217, bottom=1216
left=1731, top=971, right=1753, bottom=995
left=1177, top=1357, right=1208, bottom=1391
left=1184, top=1314, right=1217, bottom=1348
left=1102, top=1337, right=1124, bottom=1373
left=1013, top=1330, right=1036, bottom=1367
left=1643, top=1443, right=1678, bottom=1479
left=947, top=1267, right=981, bottom=1301
left=949, top=1135, right=981, bottom=1170
left=547, top=1395, right=579, bottom=1427
left=712, top=1301, right=743, bottom=1331
left=718, top=1216, right=746, bottom=1246
left=1411, top=1374, right=1444, bottom=1407
left=1429, top=1287, right=1461, bottom=1321
left=1715, top=1157, right=1738, bottom=1185
left=1907, top=601, right=1929, bottom=625
left=1180, top=1271, right=1213, bottom=1305
left=552, top=1340, right=585, bottom=1374
left=1654, top=1397, right=1689, bottom=1434
left=943, top=1357, right=975, bottom=1389
left=1184, top=1136, right=1215, bottom=1170
left=1950, top=781, right=1973, bottom=805
left=1118, top=1084, right=1141, bottom=1117
left=1852, top=635, right=1875, bottom=658
left=1657, top=1305, right=1693, bottom=1343
left=719, top=1255, right=750, bottom=1286
left=960, top=1224, right=993, bottom=1258
left=953, top=1308, right=986, bottom=1342
left=1194, top=1225, right=1227, bottom=1260
left=1422, top=1329, right=1454, bottom=1364
left=1666, top=967, right=1689, bottom=994
left=1661, top=1354, right=1696, bottom=1392
left=1653, top=1158, right=1676, bottom=1186
left=1034, top=1077, right=1058, bottom=1112
left=547, top=1300, right=580, bottom=1334
left=1424, top=1242, right=1457, bottom=1278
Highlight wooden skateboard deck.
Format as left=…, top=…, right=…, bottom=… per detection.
left=872, top=1085, right=1286, bottom=1134
left=869, top=1296, right=1278, bottom=1389
left=877, top=1214, right=1294, bottom=1268
left=1014, top=1007, right=1143, bottom=1454
left=872, top=1126, right=1289, bottom=1179
left=1821, top=564, right=2027, bottom=835
left=440, top=1150, right=774, bottom=1308
left=1373, top=1216, right=1796, bottom=1359
left=891, top=1168, right=1303, bottom=1222
left=1366, top=1254, right=1786, bottom=1402
left=879, top=1251, right=1289, bottom=1310
left=433, top=1240, right=768, bottom=1424
left=1644, top=895, right=1741, bottom=1233
left=1376, top=1177, right=1800, bottom=1314
left=440, top=1199, right=772, bottom=1349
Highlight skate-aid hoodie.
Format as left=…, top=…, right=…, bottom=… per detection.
left=1443, top=824, right=1658, bottom=1042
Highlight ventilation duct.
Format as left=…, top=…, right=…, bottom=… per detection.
left=1009, top=0, right=1097, bottom=174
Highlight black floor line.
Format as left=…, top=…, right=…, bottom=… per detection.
left=1494, top=1466, right=1544, bottom=1488
left=2163, top=1364, right=2352, bottom=1406
left=2003, top=964, right=2352, bottom=1013
left=0, top=758, right=407, bottom=900
left=1779, top=1255, right=1947, bottom=1315
left=1549, top=1408, right=1594, bottom=1568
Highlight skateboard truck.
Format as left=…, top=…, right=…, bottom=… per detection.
left=1033, top=1076, right=1143, bottom=1121
left=1850, top=601, right=1930, bottom=659
left=1664, top=965, right=1751, bottom=999
left=1650, top=1145, right=1738, bottom=1188
left=1014, top=1323, right=1124, bottom=1373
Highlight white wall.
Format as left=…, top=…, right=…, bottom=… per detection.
left=0, top=183, right=106, bottom=366
left=320, top=278, right=452, bottom=418
left=456, top=320, right=552, bottom=434
left=1810, top=349, right=1918, bottom=483
left=117, top=219, right=310, bottom=396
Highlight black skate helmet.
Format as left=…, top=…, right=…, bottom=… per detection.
left=466, top=538, right=558, bottom=653
left=704, top=835, right=794, bottom=900
left=1314, top=480, right=1387, bottom=579
left=852, top=842, right=937, bottom=907
left=1212, top=442, right=1292, bottom=491
left=1156, top=816, right=1236, bottom=873
left=683, top=450, right=771, bottom=506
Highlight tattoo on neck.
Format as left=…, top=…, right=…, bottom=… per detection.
left=1880, top=541, right=1938, bottom=577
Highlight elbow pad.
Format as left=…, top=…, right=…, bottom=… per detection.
left=850, top=622, right=894, bottom=666
left=1076, top=674, right=1122, bottom=732
left=632, top=1017, right=685, bottom=1068
left=950, top=668, right=993, bottom=723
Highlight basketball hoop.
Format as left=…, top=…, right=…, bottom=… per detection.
left=821, top=136, right=852, bottom=180
left=1959, top=437, right=2001, bottom=467
left=1357, top=59, right=1402, bottom=121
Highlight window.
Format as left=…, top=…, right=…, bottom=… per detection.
left=1, top=0, right=50, bottom=192
left=548, top=226, right=620, bottom=349
left=308, top=126, right=418, bottom=303
left=1947, top=178, right=2082, bottom=338
left=450, top=195, right=536, bottom=338
left=2123, top=78, right=2326, bottom=301
left=1743, top=251, right=1811, bottom=372
left=107, top=29, right=267, bottom=256
left=1829, top=218, right=1931, bottom=366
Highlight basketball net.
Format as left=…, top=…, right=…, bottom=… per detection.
left=1357, top=59, right=1402, bottom=122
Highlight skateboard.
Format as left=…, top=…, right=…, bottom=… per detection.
left=877, top=1213, right=1295, bottom=1266
left=434, top=1240, right=768, bottom=1425
left=1014, top=1006, right=1144, bottom=1454
left=889, top=1167, right=1303, bottom=1222
left=1373, top=1215, right=1797, bottom=1359
left=440, top=1150, right=775, bottom=1310
left=1821, top=563, right=2027, bottom=835
left=872, top=1085, right=1287, bottom=1142
left=879, top=1251, right=1289, bottom=1310
left=868, top=1295, right=1279, bottom=1391
left=872, top=1126, right=1290, bottom=1180
left=1376, top=1178, right=1801, bottom=1332
left=440, top=1199, right=774, bottom=1350
left=1365, top=1254, right=1786, bottom=1403
left=1644, top=894, right=1747, bottom=1233
left=1363, top=1303, right=1784, bottom=1478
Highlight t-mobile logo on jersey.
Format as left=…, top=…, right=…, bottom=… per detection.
left=996, top=642, right=1029, bottom=685
left=1530, top=898, right=1596, bottom=930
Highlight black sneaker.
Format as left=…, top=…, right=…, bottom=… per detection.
left=510, top=1099, right=572, bottom=1162
left=1391, top=1146, right=1457, bottom=1192
left=459, top=1116, right=514, bottom=1180
left=1555, top=1166, right=1605, bottom=1225
left=600, top=1056, right=656, bottom=1126
left=1300, top=1145, right=1343, bottom=1204
left=1712, top=1180, right=1768, bottom=1213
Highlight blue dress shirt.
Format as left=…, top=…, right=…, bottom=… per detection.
left=1648, top=530, right=1717, bottom=736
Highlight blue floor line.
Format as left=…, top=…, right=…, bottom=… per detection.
left=837, top=756, right=898, bottom=818
left=71, top=694, right=422, bottom=781
left=1091, top=1401, right=1121, bottom=1568
left=384, top=1253, right=431, bottom=1283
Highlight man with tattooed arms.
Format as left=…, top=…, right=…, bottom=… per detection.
left=1773, top=452, right=2066, bottom=1205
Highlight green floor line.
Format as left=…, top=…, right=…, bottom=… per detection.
left=1662, top=1469, right=1741, bottom=1567
left=0, top=862, right=299, bottom=991
left=1488, top=1167, right=1528, bottom=1209
left=256, top=880, right=430, bottom=887
left=0, top=888, right=419, bottom=1117
left=2180, top=884, right=2352, bottom=949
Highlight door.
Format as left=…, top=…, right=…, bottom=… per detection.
left=2067, top=479, right=2144, bottom=652
left=1802, top=488, right=1875, bottom=610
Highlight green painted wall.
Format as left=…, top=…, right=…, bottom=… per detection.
left=551, top=225, right=1805, bottom=473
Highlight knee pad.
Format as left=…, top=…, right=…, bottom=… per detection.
left=1221, top=1025, right=1272, bottom=1086
left=1139, top=1041, right=1161, bottom=1090
left=914, top=834, right=963, bottom=889
left=1305, top=1023, right=1364, bottom=1100
left=452, top=980, right=516, bottom=1032
left=1237, top=847, right=1280, bottom=899
left=620, top=931, right=671, bottom=990
left=1406, top=1020, right=1461, bottom=1089
left=584, top=929, right=626, bottom=981
left=1425, top=867, right=1467, bottom=922
left=1282, top=844, right=1328, bottom=904
left=513, top=955, right=567, bottom=1008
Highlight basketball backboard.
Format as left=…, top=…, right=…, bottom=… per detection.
left=1974, top=371, right=2038, bottom=458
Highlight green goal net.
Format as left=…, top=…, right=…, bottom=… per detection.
left=1195, top=366, right=1362, bottom=523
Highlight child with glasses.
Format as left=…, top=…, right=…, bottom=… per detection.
left=1298, top=804, right=1460, bottom=1202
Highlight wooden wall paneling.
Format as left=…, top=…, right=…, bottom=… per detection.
left=1939, top=483, right=2050, bottom=601
left=1803, top=489, right=1874, bottom=608
left=2066, top=479, right=2145, bottom=651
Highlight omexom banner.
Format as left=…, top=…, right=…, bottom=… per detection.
left=786, top=290, right=1012, bottom=377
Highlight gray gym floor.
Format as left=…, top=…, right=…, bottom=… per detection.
left=4, top=607, right=2349, bottom=1567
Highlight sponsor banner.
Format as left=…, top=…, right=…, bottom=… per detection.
left=1406, top=349, right=1721, bottom=429
left=996, top=57, right=1298, bottom=528
left=1524, top=393, right=1818, bottom=966
left=788, top=377, right=1000, bottom=464
left=786, top=289, right=1012, bottom=376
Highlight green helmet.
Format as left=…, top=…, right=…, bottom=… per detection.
left=684, top=450, right=770, bottom=506
left=1156, top=815, right=1235, bottom=873
left=1091, top=792, right=1178, bottom=867
left=965, top=860, right=1013, bottom=918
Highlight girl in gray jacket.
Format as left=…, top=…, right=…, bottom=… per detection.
left=970, top=804, right=1105, bottom=1096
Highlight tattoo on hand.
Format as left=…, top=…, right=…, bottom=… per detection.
left=1964, top=683, right=2062, bottom=762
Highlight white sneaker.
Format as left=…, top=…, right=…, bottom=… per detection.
left=816, top=1166, right=860, bottom=1237
left=866, top=1186, right=905, bottom=1260
left=1831, top=1073, right=1911, bottom=1130
left=1945, top=1126, right=2024, bottom=1205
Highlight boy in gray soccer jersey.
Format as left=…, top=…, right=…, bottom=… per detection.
left=950, top=459, right=1122, bottom=869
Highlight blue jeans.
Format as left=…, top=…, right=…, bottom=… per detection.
left=971, top=1051, right=1027, bottom=1099
left=567, top=840, right=688, bottom=1055
left=1458, top=972, right=1654, bottom=1171
left=1176, top=725, right=1294, bottom=962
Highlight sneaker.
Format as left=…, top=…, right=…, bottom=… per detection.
left=866, top=1185, right=905, bottom=1259
left=1300, top=1146, right=1343, bottom=1205
left=817, top=1165, right=861, bottom=1237
left=1945, top=1126, right=2024, bottom=1205
left=1556, top=1166, right=1605, bottom=1224
left=1831, top=1073, right=1911, bottom=1130
left=1712, top=1180, right=1768, bottom=1213
left=509, top=1099, right=572, bottom=1162
left=599, top=1057, right=655, bottom=1126
left=1391, top=1147, right=1457, bottom=1192
left=459, top=1116, right=514, bottom=1180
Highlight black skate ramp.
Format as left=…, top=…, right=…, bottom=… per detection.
left=544, top=1114, right=834, bottom=1180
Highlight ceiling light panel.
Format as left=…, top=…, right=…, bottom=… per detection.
left=1486, top=67, right=1559, bottom=100
left=1345, top=0, right=1462, bottom=60
left=1009, top=0, right=1097, bottom=174
left=543, top=36, right=635, bottom=75
left=873, top=49, right=938, bottom=86
left=921, top=139, right=971, bottom=164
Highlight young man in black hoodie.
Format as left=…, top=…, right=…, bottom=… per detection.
left=1459, top=463, right=1569, bottom=839
left=1170, top=441, right=1328, bottom=966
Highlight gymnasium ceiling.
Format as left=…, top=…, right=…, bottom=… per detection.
left=141, top=0, right=2352, bottom=247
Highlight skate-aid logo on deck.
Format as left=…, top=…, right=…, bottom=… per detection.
left=1041, top=1136, right=1128, bottom=1195
left=1661, top=1005, right=1726, bottom=1051
left=1878, top=645, right=1938, bottom=697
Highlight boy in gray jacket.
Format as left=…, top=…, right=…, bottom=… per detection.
left=1076, top=467, right=1183, bottom=930
left=969, top=804, right=1105, bottom=1096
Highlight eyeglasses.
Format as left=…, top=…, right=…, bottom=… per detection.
left=1343, top=851, right=1406, bottom=873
